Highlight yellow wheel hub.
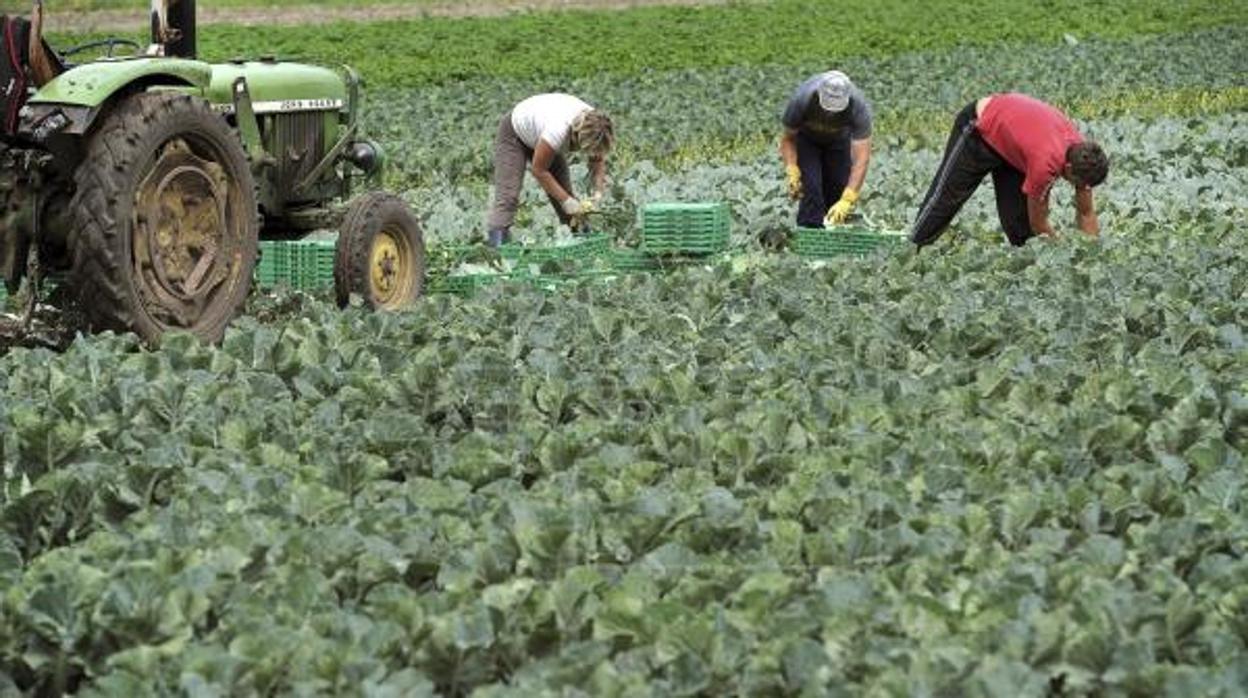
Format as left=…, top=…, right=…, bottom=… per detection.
left=369, top=228, right=413, bottom=309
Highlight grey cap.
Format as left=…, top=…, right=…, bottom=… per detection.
left=817, top=71, right=852, bottom=113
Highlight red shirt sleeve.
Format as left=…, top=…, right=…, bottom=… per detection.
left=1021, top=164, right=1059, bottom=199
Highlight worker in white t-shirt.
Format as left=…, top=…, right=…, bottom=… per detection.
left=485, top=93, right=615, bottom=246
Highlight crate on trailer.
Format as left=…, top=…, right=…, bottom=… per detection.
left=640, top=202, right=731, bottom=255
left=791, top=226, right=907, bottom=259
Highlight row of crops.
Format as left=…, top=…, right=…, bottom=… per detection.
left=5, top=0, right=1248, bottom=694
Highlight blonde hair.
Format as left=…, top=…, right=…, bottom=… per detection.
left=572, top=109, right=615, bottom=157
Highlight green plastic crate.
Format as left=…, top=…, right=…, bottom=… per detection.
left=792, top=226, right=907, bottom=259
left=430, top=271, right=554, bottom=297
left=640, top=202, right=731, bottom=255
left=287, top=239, right=337, bottom=290
left=428, top=273, right=504, bottom=297
left=255, top=240, right=287, bottom=288
left=254, top=239, right=336, bottom=290
left=430, top=267, right=617, bottom=297
left=427, top=244, right=482, bottom=278
left=498, top=233, right=610, bottom=264
left=608, top=248, right=661, bottom=272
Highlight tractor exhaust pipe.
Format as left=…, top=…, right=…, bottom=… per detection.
left=150, top=0, right=196, bottom=58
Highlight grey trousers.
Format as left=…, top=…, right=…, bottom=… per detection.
left=487, top=110, right=574, bottom=231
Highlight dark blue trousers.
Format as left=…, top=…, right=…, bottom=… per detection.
left=796, top=133, right=852, bottom=228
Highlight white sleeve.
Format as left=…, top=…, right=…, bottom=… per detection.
left=540, top=123, right=569, bottom=151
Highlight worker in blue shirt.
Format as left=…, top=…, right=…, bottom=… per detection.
left=779, top=71, right=874, bottom=228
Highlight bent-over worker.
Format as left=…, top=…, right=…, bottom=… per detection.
left=911, top=92, right=1109, bottom=246
left=779, top=71, right=874, bottom=228
left=486, top=93, right=614, bottom=247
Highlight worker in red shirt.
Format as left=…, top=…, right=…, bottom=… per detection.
left=911, top=93, right=1109, bottom=246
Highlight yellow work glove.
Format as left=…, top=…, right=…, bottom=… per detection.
left=824, top=188, right=859, bottom=226
left=785, top=165, right=802, bottom=201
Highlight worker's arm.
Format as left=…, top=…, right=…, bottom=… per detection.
left=779, top=128, right=802, bottom=199
left=779, top=128, right=799, bottom=167
left=531, top=139, right=574, bottom=203
left=822, top=137, right=873, bottom=225
left=589, top=154, right=607, bottom=200
left=1026, top=195, right=1057, bottom=238
left=1074, top=185, right=1099, bottom=236
left=846, top=137, right=872, bottom=194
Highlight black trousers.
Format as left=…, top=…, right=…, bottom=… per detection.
left=911, top=103, right=1033, bottom=247
left=796, top=133, right=851, bottom=228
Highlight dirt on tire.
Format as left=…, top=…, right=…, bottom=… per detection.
left=70, top=92, right=258, bottom=344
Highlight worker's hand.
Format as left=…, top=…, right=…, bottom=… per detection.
left=825, top=188, right=859, bottom=226
left=785, top=165, right=802, bottom=201
left=563, top=197, right=595, bottom=228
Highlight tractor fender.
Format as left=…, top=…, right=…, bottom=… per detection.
left=18, top=58, right=212, bottom=139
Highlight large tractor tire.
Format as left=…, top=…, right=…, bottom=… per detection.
left=334, top=192, right=426, bottom=310
left=70, top=92, right=258, bottom=344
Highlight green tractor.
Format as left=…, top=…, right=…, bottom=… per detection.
left=0, top=0, right=426, bottom=343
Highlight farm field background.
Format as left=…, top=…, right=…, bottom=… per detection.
left=3, top=0, right=1247, bottom=695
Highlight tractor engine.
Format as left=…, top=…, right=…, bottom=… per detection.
left=206, top=57, right=370, bottom=227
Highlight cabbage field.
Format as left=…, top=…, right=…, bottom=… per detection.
left=3, top=0, right=1248, bottom=695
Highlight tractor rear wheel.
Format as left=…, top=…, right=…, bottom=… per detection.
left=334, top=192, right=426, bottom=309
left=70, top=92, right=258, bottom=344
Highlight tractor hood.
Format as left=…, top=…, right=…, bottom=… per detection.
left=207, top=61, right=348, bottom=113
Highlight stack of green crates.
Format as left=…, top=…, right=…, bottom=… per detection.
left=254, top=240, right=286, bottom=288
left=640, top=202, right=731, bottom=255
left=791, top=226, right=907, bottom=259
left=287, top=240, right=337, bottom=290
left=255, top=239, right=337, bottom=290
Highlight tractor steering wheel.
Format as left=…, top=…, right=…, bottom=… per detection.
left=59, top=38, right=144, bottom=60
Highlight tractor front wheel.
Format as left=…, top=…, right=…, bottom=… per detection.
left=334, top=192, right=426, bottom=310
left=70, top=92, right=258, bottom=344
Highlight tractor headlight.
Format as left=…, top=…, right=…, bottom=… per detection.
left=347, top=140, right=384, bottom=176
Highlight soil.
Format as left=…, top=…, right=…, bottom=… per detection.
left=0, top=306, right=78, bottom=353
left=49, top=0, right=740, bottom=33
